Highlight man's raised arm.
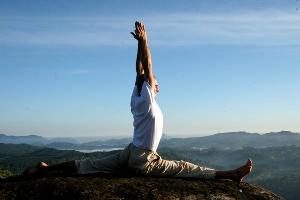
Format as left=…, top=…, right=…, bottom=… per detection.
left=131, top=21, right=155, bottom=89
left=131, top=22, right=144, bottom=78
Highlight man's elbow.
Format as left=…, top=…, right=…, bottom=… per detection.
left=144, top=60, right=152, bottom=70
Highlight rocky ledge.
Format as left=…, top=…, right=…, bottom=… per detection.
left=0, top=175, right=284, bottom=200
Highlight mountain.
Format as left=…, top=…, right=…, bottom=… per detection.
left=264, top=131, right=298, bottom=136
left=0, top=134, right=47, bottom=145
left=0, top=134, right=79, bottom=146
left=53, top=130, right=299, bottom=151
left=47, top=137, right=80, bottom=144
left=0, top=143, right=41, bottom=157
left=159, top=131, right=300, bottom=150
left=2, top=131, right=300, bottom=151
left=0, top=175, right=283, bottom=200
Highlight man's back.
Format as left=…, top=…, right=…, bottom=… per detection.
left=131, top=81, right=163, bottom=152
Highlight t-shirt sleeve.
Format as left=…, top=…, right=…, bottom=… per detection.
left=140, top=81, right=155, bottom=103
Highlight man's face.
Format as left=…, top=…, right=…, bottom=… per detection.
left=154, top=79, right=159, bottom=95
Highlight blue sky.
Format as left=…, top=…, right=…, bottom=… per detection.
left=1, top=0, right=300, bottom=137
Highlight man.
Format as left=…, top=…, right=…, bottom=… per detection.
left=24, top=21, right=252, bottom=182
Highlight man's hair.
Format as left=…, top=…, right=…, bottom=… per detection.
left=136, top=74, right=157, bottom=96
left=136, top=74, right=144, bottom=96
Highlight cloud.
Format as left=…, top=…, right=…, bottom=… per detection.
left=1, top=10, right=300, bottom=46
left=65, top=69, right=91, bottom=75
left=146, top=11, right=300, bottom=45
left=23, top=68, right=93, bottom=76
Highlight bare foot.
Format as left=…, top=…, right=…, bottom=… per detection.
left=38, top=162, right=49, bottom=168
left=232, top=159, right=253, bottom=182
left=23, top=162, right=49, bottom=175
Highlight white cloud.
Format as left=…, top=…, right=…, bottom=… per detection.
left=1, top=11, right=300, bottom=46
left=23, top=68, right=93, bottom=76
left=146, top=11, right=300, bottom=45
left=65, top=69, right=91, bottom=75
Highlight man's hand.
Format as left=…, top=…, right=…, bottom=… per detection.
left=131, top=21, right=147, bottom=41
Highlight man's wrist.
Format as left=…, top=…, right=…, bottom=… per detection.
left=139, top=38, right=148, bottom=44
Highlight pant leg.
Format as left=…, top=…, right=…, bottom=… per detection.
left=75, top=144, right=130, bottom=174
left=143, top=153, right=216, bottom=179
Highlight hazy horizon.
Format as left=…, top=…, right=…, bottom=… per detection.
left=1, top=130, right=299, bottom=139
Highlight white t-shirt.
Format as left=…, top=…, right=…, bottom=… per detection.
left=131, top=81, right=163, bottom=152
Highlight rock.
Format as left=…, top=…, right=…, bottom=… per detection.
left=0, top=175, right=284, bottom=200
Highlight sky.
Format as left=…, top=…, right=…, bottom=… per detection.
left=0, top=0, right=300, bottom=137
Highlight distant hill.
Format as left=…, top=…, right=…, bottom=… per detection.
left=45, top=130, right=300, bottom=151
left=0, top=134, right=79, bottom=146
left=0, top=143, right=41, bottom=157
left=1, top=131, right=300, bottom=151
left=0, top=134, right=46, bottom=145
left=160, top=131, right=300, bottom=150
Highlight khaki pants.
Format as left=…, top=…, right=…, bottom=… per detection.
left=75, top=143, right=216, bottom=179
